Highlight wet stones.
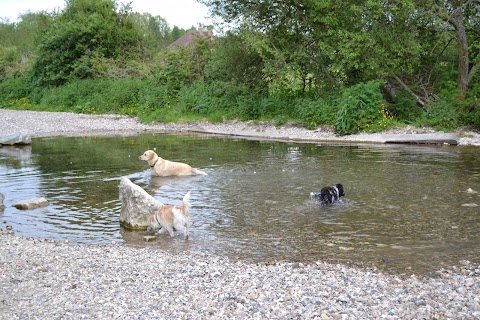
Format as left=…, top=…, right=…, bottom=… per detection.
left=143, top=235, right=158, bottom=242
left=0, top=132, right=32, bottom=145
left=13, top=197, right=49, bottom=210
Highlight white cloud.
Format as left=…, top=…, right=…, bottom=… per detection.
left=0, top=0, right=212, bottom=29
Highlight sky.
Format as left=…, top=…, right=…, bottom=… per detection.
left=0, top=0, right=212, bottom=29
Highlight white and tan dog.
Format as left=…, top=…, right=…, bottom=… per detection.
left=138, top=150, right=207, bottom=176
left=149, top=191, right=191, bottom=239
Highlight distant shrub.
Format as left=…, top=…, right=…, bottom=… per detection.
left=0, top=76, right=33, bottom=101
left=178, top=81, right=211, bottom=114
left=293, top=97, right=337, bottom=129
left=417, top=99, right=458, bottom=131
left=334, top=81, right=389, bottom=135
left=389, top=89, right=421, bottom=123
left=415, top=82, right=461, bottom=131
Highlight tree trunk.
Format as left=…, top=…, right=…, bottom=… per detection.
left=449, top=3, right=471, bottom=99
left=392, top=75, right=426, bottom=107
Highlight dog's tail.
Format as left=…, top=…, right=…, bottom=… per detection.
left=182, top=191, right=191, bottom=208
left=182, top=191, right=191, bottom=232
left=192, top=168, right=208, bottom=175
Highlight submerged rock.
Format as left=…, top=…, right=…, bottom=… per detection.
left=143, top=235, right=157, bottom=242
left=0, top=132, right=32, bottom=145
left=461, top=203, right=479, bottom=208
left=118, top=177, right=163, bottom=230
left=13, top=197, right=48, bottom=210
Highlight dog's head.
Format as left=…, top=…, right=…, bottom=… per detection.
left=147, top=214, right=158, bottom=233
left=138, top=150, right=157, bottom=162
left=335, top=184, right=345, bottom=197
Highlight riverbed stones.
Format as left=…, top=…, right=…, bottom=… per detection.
left=118, top=177, right=163, bottom=230
left=0, top=132, right=32, bottom=145
left=13, top=197, right=48, bottom=210
left=462, top=203, right=479, bottom=207
left=0, top=232, right=479, bottom=319
left=143, top=235, right=157, bottom=242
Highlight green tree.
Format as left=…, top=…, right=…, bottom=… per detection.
left=32, top=0, right=144, bottom=86
left=155, top=35, right=213, bottom=92
left=430, top=0, right=480, bottom=98
left=201, top=0, right=479, bottom=102
left=200, top=1, right=425, bottom=92
left=0, top=12, right=54, bottom=79
left=171, top=26, right=186, bottom=41
left=205, top=31, right=266, bottom=93
left=132, top=13, right=172, bottom=52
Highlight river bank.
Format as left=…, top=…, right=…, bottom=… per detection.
left=1, top=109, right=480, bottom=145
left=1, top=109, right=479, bottom=319
left=0, top=231, right=479, bottom=319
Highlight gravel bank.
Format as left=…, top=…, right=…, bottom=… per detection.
left=1, top=109, right=480, bottom=145
left=1, top=109, right=480, bottom=319
left=1, top=232, right=479, bottom=319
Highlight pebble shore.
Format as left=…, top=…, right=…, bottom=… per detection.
left=1, top=232, right=479, bottom=319
left=1, top=109, right=480, bottom=319
left=1, top=109, right=480, bottom=145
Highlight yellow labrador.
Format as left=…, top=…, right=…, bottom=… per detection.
left=138, top=150, right=207, bottom=176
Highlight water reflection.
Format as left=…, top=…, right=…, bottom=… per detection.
left=0, top=133, right=479, bottom=274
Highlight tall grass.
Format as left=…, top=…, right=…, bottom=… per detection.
left=1, top=76, right=478, bottom=132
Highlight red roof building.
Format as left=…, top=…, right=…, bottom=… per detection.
left=169, top=27, right=214, bottom=49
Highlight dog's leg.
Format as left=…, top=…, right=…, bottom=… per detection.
left=165, top=225, right=174, bottom=237
left=157, top=227, right=167, bottom=235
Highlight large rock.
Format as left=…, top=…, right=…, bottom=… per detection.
left=119, top=177, right=163, bottom=230
left=13, top=197, right=48, bottom=210
left=0, top=132, right=32, bottom=145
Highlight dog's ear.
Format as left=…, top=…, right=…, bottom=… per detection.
left=336, top=184, right=345, bottom=196
left=145, top=150, right=154, bottom=159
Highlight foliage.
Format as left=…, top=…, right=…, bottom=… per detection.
left=154, top=36, right=212, bottom=93
left=0, top=76, right=33, bottom=102
left=131, top=13, right=171, bottom=53
left=205, top=32, right=267, bottom=93
left=415, top=81, right=478, bottom=131
left=388, top=90, right=421, bottom=123
left=292, top=97, right=337, bottom=130
left=31, top=0, right=146, bottom=86
left=334, top=81, right=391, bottom=135
left=0, top=12, right=54, bottom=79
left=1, top=0, right=479, bottom=133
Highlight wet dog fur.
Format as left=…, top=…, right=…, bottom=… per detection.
left=138, top=150, right=207, bottom=177
left=310, top=184, right=345, bottom=207
left=148, top=191, right=191, bottom=239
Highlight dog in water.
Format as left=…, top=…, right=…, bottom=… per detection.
left=149, top=191, right=191, bottom=239
left=138, top=150, right=207, bottom=177
left=310, top=184, right=345, bottom=207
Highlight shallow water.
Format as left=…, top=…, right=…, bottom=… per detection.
left=1, top=134, right=479, bottom=274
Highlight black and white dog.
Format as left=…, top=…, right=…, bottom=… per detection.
left=310, top=184, right=345, bottom=207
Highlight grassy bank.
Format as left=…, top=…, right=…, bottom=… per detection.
left=2, top=77, right=478, bottom=135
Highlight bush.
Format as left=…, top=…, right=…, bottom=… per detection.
left=0, top=76, right=33, bottom=101
left=293, top=97, right=337, bottom=129
left=178, top=81, right=211, bottom=114
left=459, top=102, right=480, bottom=129
left=38, top=79, right=108, bottom=111
left=334, top=81, right=389, bottom=135
left=389, top=89, right=421, bottom=123
left=415, top=82, right=463, bottom=131
left=416, top=98, right=459, bottom=131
